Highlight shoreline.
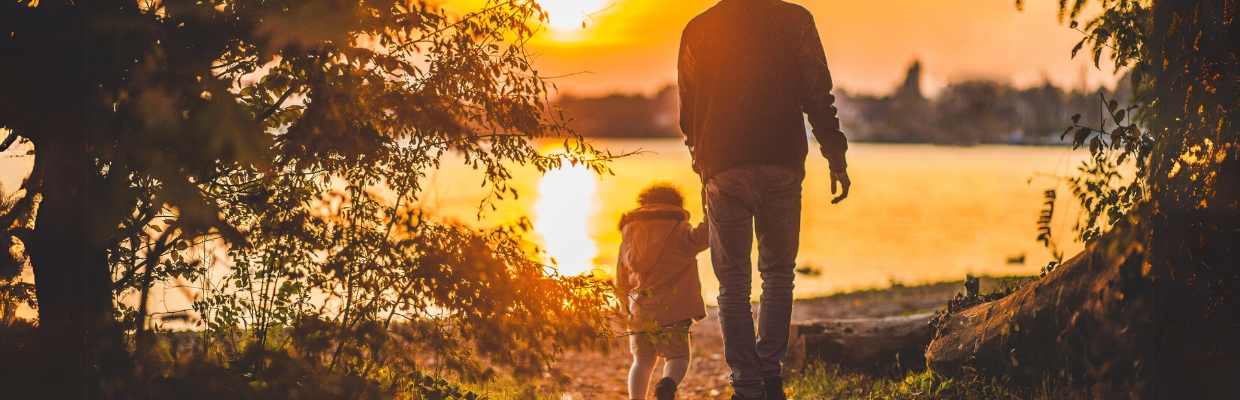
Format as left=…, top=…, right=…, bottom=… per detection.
left=556, top=276, right=1031, bottom=399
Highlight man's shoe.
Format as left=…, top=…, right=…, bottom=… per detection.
left=763, top=377, right=787, bottom=400
left=654, top=377, right=678, bottom=400
left=730, top=393, right=766, bottom=400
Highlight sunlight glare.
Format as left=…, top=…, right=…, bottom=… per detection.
left=537, top=0, right=607, bottom=31
left=533, top=163, right=598, bottom=276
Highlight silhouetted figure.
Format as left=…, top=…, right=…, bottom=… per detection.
left=616, top=183, right=710, bottom=400
left=678, top=1, right=851, bottom=399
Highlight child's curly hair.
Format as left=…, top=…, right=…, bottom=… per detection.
left=637, top=182, right=684, bottom=208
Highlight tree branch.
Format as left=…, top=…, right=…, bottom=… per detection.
left=255, top=86, right=297, bottom=123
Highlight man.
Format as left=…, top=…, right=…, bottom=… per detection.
left=678, top=1, right=850, bottom=399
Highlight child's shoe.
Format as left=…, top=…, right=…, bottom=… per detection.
left=654, top=377, right=678, bottom=400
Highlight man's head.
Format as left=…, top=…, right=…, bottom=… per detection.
left=637, top=182, right=684, bottom=208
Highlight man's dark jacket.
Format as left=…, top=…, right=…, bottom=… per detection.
left=679, top=0, right=847, bottom=180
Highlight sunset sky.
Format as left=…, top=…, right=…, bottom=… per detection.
left=449, top=0, right=1120, bottom=97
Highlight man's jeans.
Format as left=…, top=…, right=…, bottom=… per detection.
left=705, top=164, right=803, bottom=398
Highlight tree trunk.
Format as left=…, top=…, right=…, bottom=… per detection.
left=925, top=154, right=1239, bottom=397
left=925, top=227, right=1148, bottom=392
left=29, top=132, right=97, bottom=398
left=1142, top=157, right=1240, bottom=398
left=786, top=312, right=935, bottom=375
left=1, top=1, right=109, bottom=397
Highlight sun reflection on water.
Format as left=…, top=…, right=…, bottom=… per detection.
left=533, top=163, right=598, bottom=276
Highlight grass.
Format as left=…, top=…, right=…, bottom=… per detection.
left=785, top=363, right=1087, bottom=400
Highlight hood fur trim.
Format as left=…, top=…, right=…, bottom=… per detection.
left=618, top=206, right=689, bottom=231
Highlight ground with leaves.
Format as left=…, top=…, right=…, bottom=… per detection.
left=552, top=280, right=1008, bottom=399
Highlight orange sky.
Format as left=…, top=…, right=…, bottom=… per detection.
left=449, top=0, right=1119, bottom=97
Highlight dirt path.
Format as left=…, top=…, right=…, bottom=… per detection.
left=554, top=280, right=989, bottom=399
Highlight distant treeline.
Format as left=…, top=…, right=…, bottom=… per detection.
left=556, top=61, right=1131, bottom=146
left=556, top=86, right=681, bottom=138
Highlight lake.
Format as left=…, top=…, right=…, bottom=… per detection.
left=418, top=139, right=1088, bottom=302
left=1, top=138, right=1088, bottom=303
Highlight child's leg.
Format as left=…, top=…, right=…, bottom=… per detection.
left=661, top=321, right=693, bottom=383
left=629, top=334, right=658, bottom=400
left=663, top=355, right=691, bottom=382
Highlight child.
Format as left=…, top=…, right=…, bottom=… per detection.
left=616, top=182, right=709, bottom=400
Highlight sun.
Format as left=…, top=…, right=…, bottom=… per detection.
left=536, top=0, right=609, bottom=31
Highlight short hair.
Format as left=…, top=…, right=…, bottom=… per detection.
left=637, top=182, right=684, bottom=207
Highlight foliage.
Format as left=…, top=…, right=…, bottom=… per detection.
left=934, top=81, right=1020, bottom=146
left=0, top=264, right=36, bottom=326
left=560, top=61, right=1128, bottom=144
left=1054, top=93, right=1152, bottom=243
left=839, top=61, right=1126, bottom=146
left=1019, top=1, right=1148, bottom=264
left=1028, top=0, right=1237, bottom=259
left=0, top=323, right=559, bottom=399
left=931, top=276, right=1035, bottom=331
left=0, top=182, right=35, bottom=325
left=785, top=363, right=1088, bottom=400
left=555, top=86, right=681, bottom=138
left=1024, top=0, right=1237, bottom=243
left=0, top=0, right=626, bottom=396
left=1034, top=189, right=1064, bottom=269
left=1016, top=0, right=1238, bottom=394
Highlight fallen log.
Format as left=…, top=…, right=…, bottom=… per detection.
left=785, top=312, right=935, bottom=375
left=925, top=233, right=1147, bottom=387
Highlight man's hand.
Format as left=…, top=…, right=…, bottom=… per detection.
left=830, top=170, right=851, bottom=204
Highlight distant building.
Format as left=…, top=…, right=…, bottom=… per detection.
left=558, top=61, right=1127, bottom=146
left=836, top=61, right=936, bottom=143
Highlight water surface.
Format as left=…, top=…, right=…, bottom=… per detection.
left=0, top=139, right=1088, bottom=302
left=420, top=139, right=1088, bottom=302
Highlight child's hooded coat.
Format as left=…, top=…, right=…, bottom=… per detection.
left=615, top=203, right=710, bottom=325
